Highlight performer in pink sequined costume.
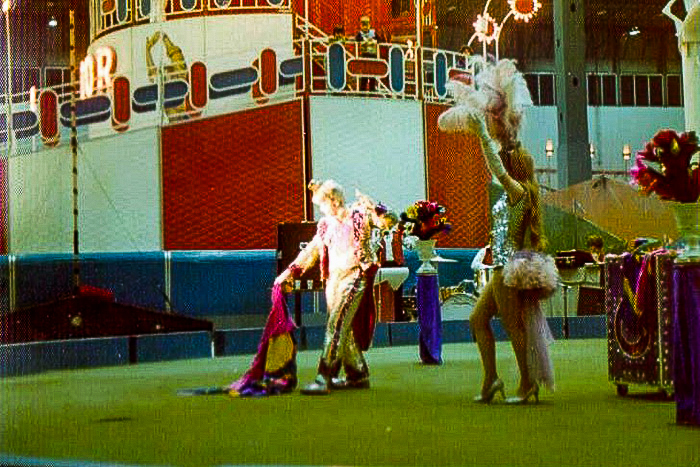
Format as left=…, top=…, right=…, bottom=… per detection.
left=275, top=180, right=383, bottom=395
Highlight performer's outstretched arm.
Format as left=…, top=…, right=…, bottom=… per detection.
left=471, top=115, right=526, bottom=202
left=275, top=233, right=322, bottom=286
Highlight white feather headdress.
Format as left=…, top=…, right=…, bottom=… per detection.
left=438, top=57, right=532, bottom=141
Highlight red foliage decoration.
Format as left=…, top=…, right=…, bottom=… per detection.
left=630, top=129, right=700, bottom=203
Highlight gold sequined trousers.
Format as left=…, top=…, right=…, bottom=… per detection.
left=317, top=269, right=369, bottom=382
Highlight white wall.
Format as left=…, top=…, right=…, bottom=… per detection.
left=78, top=127, right=162, bottom=253
left=9, top=127, right=162, bottom=254
left=10, top=145, right=73, bottom=253
left=309, top=96, right=426, bottom=214
left=521, top=106, right=684, bottom=172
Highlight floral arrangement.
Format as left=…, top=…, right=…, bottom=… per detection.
left=399, top=200, right=452, bottom=240
left=630, top=129, right=700, bottom=203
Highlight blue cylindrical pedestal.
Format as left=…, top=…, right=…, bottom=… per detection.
left=672, top=263, right=700, bottom=425
left=417, top=273, right=442, bottom=364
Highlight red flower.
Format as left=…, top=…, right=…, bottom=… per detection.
left=631, top=129, right=699, bottom=203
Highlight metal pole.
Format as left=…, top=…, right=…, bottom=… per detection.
left=4, top=0, right=12, bottom=156
left=415, top=0, right=422, bottom=100
left=69, top=10, right=80, bottom=294
left=3, top=0, right=13, bottom=314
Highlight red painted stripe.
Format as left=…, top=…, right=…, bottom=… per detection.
left=39, top=90, right=59, bottom=145
left=112, top=76, right=130, bottom=128
left=259, top=48, right=277, bottom=96
left=190, top=61, right=208, bottom=108
left=347, top=59, right=388, bottom=77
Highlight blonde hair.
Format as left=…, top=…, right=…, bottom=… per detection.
left=502, top=146, right=546, bottom=250
left=309, top=179, right=345, bottom=207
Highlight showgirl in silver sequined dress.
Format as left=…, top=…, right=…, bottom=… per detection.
left=439, top=58, right=558, bottom=405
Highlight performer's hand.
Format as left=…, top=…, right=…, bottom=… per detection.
left=274, top=270, right=291, bottom=286
left=467, top=113, right=489, bottom=140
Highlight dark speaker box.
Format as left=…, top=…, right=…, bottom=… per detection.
left=577, top=286, right=604, bottom=315
left=276, top=222, right=321, bottom=284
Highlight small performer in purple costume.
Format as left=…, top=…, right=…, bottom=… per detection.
left=275, top=179, right=387, bottom=395
left=439, top=58, right=559, bottom=404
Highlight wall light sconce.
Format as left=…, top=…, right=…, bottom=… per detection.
left=545, top=138, right=554, bottom=158
left=48, top=16, right=57, bottom=28
left=622, top=143, right=631, bottom=161
left=589, top=143, right=596, bottom=159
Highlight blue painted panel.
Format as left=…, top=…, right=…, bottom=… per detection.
left=117, top=0, right=128, bottom=22
left=169, top=251, right=277, bottom=317
left=180, top=0, right=196, bottom=11
left=59, top=96, right=111, bottom=127
left=214, top=328, right=262, bottom=356
left=434, top=52, right=448, bottom=98
left=14, top=253, right=73, bottom=309
left=0, top=337, right=129, bottom=376
left=328, top=43, right=346, bottom=91
left=389, top=46, right=404, bottom=93
left=163, top=80, right=188, bottom=109
left=210, top=68, right=258, bottom=91
left=0, top=111, right=39, bottom=142
left=79, top=252, right=167, bottom=311
left=389, top=321, right=419, bottom=346
left=302, top=325, right=326, bottom=351
left=567, top=316, right=606, bottom=339
left=443, top=320, right=471, bottom=343
left=280, top=57, right=303, bottom=77
left=546, top=317, right=565, bottom=340
left=0, top=256, right=8, bottom=314
left=135, top=331, right=211, bottom=362
left=139, top=0, right=151, bottom=16
left=373, top=322, right=390, bottom=348
left=133, top=84, right=158, bottom=113
left=490, top=318, right=509, bottom=341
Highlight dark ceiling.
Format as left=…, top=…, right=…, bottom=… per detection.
left=437, top=0, right=690, bottom=70
left=3, top=0, right=692, bottom=69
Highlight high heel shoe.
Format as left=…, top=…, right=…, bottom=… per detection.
left=473, top=378, right=505, bottom=403
left=505, top=383, right=539, bottom=405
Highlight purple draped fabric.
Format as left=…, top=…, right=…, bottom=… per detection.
left=417, top=274, right=442, bottom=364
left=672, top=264, right=700, bottom=425
left=229, top=284, right=297, bottom=395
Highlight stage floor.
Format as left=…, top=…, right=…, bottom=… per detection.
left=2, top=339, right=696, bottom=466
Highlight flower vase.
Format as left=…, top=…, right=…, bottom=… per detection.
left=672, top=202, right=700, bottom=263
left=415, top=239, right=438, bottom=274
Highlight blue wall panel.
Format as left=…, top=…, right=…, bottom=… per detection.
left=14, top=253, right=73, bottom=309
left=79, top=252, right=166, bottom=310
left=169, top=251, right=277, bottom=317
left=443, top=320, right=471, bottom=343
left=0, top=337, right=129, bottom=376
left=135, top=331, right=212, bottom=363
left=567, top=316, right=606, bottom=339
left=389, top=321, right=419, bottom=346
left=214, top=328, right=264, bottom=356
left=0, top=256, right=8, bottom=313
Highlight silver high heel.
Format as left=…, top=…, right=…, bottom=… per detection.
left=473, top=378, right=505, bottom=403
left=505, top=383, right=540, bottom=405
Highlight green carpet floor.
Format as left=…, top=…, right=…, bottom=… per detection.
left=1, top=339, right=698, bottom=466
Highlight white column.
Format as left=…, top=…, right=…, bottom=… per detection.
left=679, top=2, right=700, bottom=133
